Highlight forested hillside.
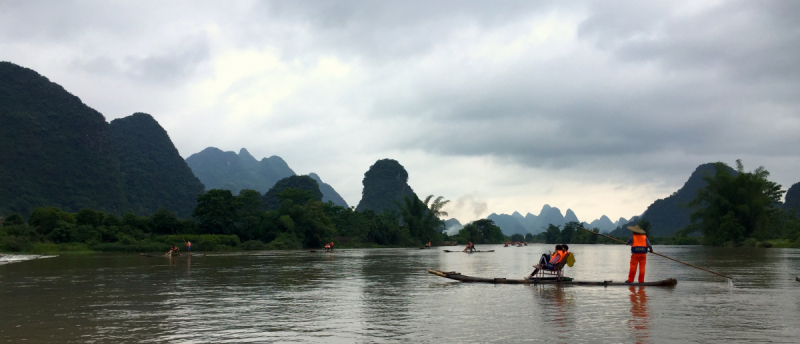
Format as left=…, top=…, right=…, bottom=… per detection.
left=109, top=113, right=206, bottom=217
left=0, top=62, right=128, bottom=215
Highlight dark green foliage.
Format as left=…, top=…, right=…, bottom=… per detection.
left=524, top=233, right=534, bottom=242
left=241, top=240, right=267, bottom=250
left=396, top=194, right=448, bottom=244
left=322, top=204, right=408, bottom=247
left=356, top=159, right=415, bottom=214
left=544, top=224, right=560, bottom=244
left=3, top=214, right=25, bottom=226
left=510, top=233, right=525, bottom=242
left=0, top=62, right=128, bottom=215
left=560, top=221, right=577, bottom=243
left=149, top=208, right=180, bottom=235
left=28, top=207, right=74, bottom=237
left=262, top=175, right=323, bottom=210
left=688, top=160, right=784, bottom=246
left=185, top=147, right=295, bottom=195
left=109, top=113, right=205, bottom=217
left=194, top=189, right=239, bottom=235
left=454, top=219, right=505, bottom=244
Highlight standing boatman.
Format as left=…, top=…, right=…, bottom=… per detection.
left=186, top=240, right=192, bottom=255
left=625, top=225, right=653, bottom=284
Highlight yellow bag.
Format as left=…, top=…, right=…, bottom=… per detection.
left=566, top=252, right=576, bottom=267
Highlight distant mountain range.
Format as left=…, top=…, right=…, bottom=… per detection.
left=186, top=147, right=295, bottom=195
left=185, top=147, right=348, bottom=208
left=487, top=205, right=628, bottom=236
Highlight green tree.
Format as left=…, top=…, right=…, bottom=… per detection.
left=150, top=208, right=179, bottom=235
left=76, top=208, right=101, bottom=228
left=397, top=194, right=449, bottom=244
left=194, top=189, right=240, bottom=235
left=29, top=207, right=74, bottom=237
left=544, top=224, right=560, bottom=244
left=687, top=160, right=784, bottom=246
left=561, top=221, right=580, bottom=243
left=2, top=213, right=25, bottom=226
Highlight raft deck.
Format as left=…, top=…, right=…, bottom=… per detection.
left=428, top=270, right=677, bottom=286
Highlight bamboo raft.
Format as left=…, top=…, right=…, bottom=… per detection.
left=428, top=270, right=677, bottom=286
left=443, top=250, right=495, bottom=253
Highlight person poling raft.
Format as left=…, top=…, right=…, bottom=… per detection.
left=625, top=225, right=652, bottom=284
left=463, top=242, right=476, bottom=252
left=578, top=226, right=733, bottom=281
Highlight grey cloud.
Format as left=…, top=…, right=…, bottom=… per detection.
left=70, top=35, right=210, bottom=86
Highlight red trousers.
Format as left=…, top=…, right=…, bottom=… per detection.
left=628, top=253, right=647, bottom=283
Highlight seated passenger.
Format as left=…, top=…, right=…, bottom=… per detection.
left=528, top=245, right=564, bottom=278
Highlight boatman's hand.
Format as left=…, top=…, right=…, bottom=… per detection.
left=648, top=248, right=654, bottom=253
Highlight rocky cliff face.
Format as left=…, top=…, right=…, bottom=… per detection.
left=109, top=113, right=205, bottom=217
left=356, top=159, right=415, bottom=213
left=0, top=62, right=127, bottom=215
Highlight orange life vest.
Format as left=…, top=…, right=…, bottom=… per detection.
left=631, top=234, right=648, bottom=253
left=549, top=251, right=563, bottom=264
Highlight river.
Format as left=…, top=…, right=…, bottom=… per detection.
left=1, top=244, right=799, bottom=343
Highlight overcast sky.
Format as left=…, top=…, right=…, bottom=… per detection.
left=2, top=0, right=799, bottom=224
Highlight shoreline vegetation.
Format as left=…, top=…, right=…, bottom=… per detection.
left=3, top=161, right=800, bottom=254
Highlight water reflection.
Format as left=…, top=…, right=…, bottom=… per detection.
left=628, top=286, right=649, bottom=344
left=359, top=250, right=414, bottom=339
left=533, top=285, right=574, bottom=343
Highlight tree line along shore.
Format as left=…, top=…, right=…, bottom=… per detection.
left=3, top=160, right=800, bottom=254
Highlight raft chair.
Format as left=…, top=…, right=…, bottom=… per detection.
left=533, top=253, right=575, bottom=281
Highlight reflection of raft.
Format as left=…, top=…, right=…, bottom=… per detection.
left=443, top=250, right=495, bottom=253
left=428, top=270, right=677, bottom=286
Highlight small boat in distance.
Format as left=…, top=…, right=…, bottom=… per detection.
left=428, top=270, right=677, bottom=287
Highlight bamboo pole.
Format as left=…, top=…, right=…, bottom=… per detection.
left=579, top=227, right=733, bottom=280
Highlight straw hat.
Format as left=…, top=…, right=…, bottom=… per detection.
left=627, top=225, right=646, bottom=234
